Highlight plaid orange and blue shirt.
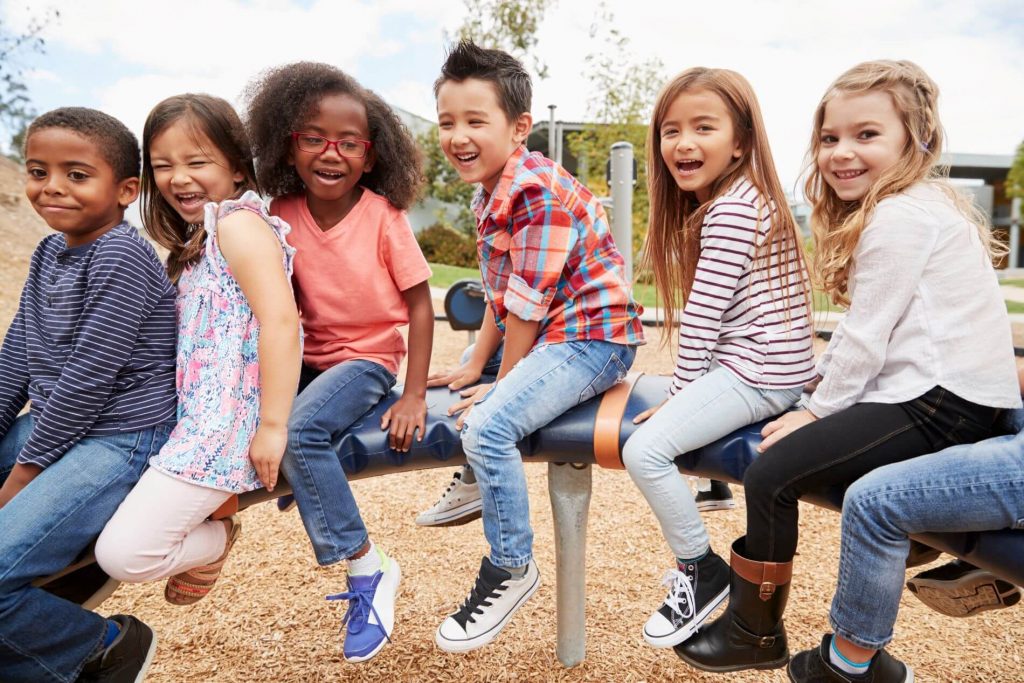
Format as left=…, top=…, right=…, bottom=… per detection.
left=471, top=146, right=644, bottom=347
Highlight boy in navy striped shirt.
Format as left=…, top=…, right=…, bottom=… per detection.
left=0, top=107, right=176, bottom=683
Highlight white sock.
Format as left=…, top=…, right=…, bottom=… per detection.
left=829, top=636, right=871, bottom=675
left=347, top=541, right=384, bottom=576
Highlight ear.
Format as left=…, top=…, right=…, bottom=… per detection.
left=117, top=177, right=140, bottom=208
left=732, top=136, right=744, bottom=159
left=232, top=167, right=245, bottom=185
left=363, top=148, right=376, bottom=174
left=513, top=111, right=533, bottom=145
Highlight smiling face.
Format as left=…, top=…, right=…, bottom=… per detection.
left=817, top=90, right=909, bottom=202
left=148, top=119, right=243, bottom=224
left=436, top=77, right=532, bottom=194
left=289, top=93, right=372, bottom=220
left=658, top=88, right=742, bottom=203
left=24, top=128, right=138, bottom=247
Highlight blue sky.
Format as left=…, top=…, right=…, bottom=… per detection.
left=5, top=0, right=1024, bottom=189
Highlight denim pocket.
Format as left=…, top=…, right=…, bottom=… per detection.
left=579, top=352, right=628, bottom=404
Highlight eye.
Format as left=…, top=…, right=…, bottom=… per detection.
left=188, top=160, right=209, bottom=168
left=27, top=167, right=46, bottom=179
left=696, top=124, right=715, bottom=133
left=151, top=163, right=171, bottom=172
left=820, top=134, right=838, bottom=145
left=857, top=129, right=880, bottom=140
left=438, top=121, right=453, bottom=130
left=68, top=170, right=89, bottom=181
left=469, top=119, right=485, bottom=126
left=660, top=127, right=678, bottom=138
left=338, top=140, right=362, bottom=154
left=300, top=135, right=325, bottom=145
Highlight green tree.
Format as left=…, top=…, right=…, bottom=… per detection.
left=566, top=3, right=663, bottom=258
left=417, top=0, right=555, bottom=237
left=1008, top=138, right=1024, bottom=201
left=0, top=7, right=59, bottom=161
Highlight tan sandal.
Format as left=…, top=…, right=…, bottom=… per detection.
left=164, top=514, right=242, bottom=605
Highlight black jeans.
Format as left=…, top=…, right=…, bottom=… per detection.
left=743, top=386, right=1000, bottom=562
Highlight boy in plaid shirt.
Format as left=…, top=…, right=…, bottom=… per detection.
left=429, top=40, right=644, bottom=653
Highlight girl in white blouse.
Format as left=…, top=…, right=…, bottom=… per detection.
left=676, top=59, right=1020, bottom=675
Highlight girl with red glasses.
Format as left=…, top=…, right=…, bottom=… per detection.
left=245, top=62, right=433, bottom=663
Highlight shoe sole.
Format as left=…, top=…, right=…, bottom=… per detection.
left=344, top=562, right=402, bottom=663
left=135, top=630, right=158, bottom=683
left=677, top=650, right=789, bottom=673
left=695, top=499, right=736, bottom=512
left=435, top=569, right=540, bottom=653
left=415, top=501, right=483, bottom=527
left=643, top=585, right=729, bottom=648
left=906, top=571, right=1021, bottom=617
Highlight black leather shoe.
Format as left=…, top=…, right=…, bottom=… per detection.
left=787, top=635, right=912, bottom=682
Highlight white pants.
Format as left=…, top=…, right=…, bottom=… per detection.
left=95, top=468, right=231, bottom=583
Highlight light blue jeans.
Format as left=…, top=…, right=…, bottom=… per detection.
left=282, top=360, right=396, bottom=566
left=622, top=365, right=801, bottom=560
left=0, top=414, right=172, bottom=683
left=461, top=340, right=636, bottom=568
left=831, top=408, right=1024, bottom=649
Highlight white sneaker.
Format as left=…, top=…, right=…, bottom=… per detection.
left=415, top=469, right=482, bottom=526
left=435, top=557, right=540, bottom=653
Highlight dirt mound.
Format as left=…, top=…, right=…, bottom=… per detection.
left=0, top=157, right=50, bottom=324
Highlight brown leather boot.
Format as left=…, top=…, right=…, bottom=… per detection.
left=675, top=537, right=792, bottom=672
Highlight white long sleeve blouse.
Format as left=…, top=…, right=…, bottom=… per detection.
left=808, top=182, right=1021, bottom=418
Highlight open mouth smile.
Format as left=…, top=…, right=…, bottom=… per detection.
left=675, top=160, right=703, bottom=176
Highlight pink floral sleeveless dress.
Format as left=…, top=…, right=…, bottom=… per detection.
left=150, top=191, right=296, bottom=493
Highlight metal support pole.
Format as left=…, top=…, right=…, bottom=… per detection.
left=548, top=461, right=592, bottom=667
left=609, top=141, right=634, bottom=281
left=1011, top=197, right=1022, bottom=270
left=548, top=105, right=557, bottom=159
left=554, top=121, right=563, bottom=167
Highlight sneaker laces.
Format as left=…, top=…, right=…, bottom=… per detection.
left=661, top=568, right=696, bottom=622
left=326, top=584, right=391, bottom=643
left=432, top=472, right=463, bottom=506
left=452, top=570, right=503, bottom=628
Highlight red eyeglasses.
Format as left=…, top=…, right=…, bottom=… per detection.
left=291, top=132, right=372, bottom=159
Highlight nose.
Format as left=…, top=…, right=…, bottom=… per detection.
left=170, top=167, right=191, bottom=187
left=42, top=174, right=65, bottom=195
left=832, top=138, right=855, bottom=160
left=675, top=132, right=695, bottom=152
left=319, top=141, right=344, bottom=161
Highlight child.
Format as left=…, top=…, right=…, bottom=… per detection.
left=430, top=40, right=644, bottom=652
left=621, top=68, right=815, bottom=649
left=677, top=60, right=1021, bottom=674
left=788, top=368, right=1024, bottom=682
left=245, top=62, right=433, bottom=663
left=95, top=94, right=300, bottom=611
left=0, top=107, right=176, bottom=682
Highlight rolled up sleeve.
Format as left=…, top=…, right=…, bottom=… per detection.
left=505, top=184, right=573, bottom=322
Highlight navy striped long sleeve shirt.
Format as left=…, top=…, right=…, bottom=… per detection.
left=0, top=223, right=177, bottom=468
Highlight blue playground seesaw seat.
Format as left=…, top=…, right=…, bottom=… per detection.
left=38, top=373, right=1024, bottom=666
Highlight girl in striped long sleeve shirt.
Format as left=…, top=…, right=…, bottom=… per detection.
left=620, top=68, right=814, bottom=648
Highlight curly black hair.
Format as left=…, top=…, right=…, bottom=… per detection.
left=244, top=62, right=424, bottom=210
left=26, top=106, right=140, bottom=180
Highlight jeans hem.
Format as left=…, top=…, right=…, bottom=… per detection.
left=314, top=533, right=370, bottom=568
left=829, top=612, right=892, bottom=650
left=489, top=553, right=533, bottom=570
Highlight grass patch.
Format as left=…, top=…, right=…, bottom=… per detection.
left=1001, top=279, right=1024, bottom=289
left=1007, top=301, right=1024, bottom=314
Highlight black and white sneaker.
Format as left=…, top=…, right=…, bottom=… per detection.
left=694, top=480, right=736, bottom=512
left=435, top=557, right=540, bottom=652
left=643, top=551, right=730, bottom=647
left=78, top=614, right=157, bottom=682
left=416, top=469, right=482, bottom=526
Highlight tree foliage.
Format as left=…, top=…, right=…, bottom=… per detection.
left=1009, top=138, right=1024, bottom=201
left=0, top=7, right=59, bottom=161
left=566, top=3, right=663, bottom=258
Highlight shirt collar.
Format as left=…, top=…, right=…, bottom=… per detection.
left=472, top=145, right=531, bottom=225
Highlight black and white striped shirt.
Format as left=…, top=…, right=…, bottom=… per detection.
left=671, top=178, right=816, bottom=394
left=0, top=224, right=177, bottom=468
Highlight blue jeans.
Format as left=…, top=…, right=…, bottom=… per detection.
left=461, top=340, right=636, bottom=568
left=0, top=414, right=171, bottom=683
left=622, top=365, right=800, bottom=560
left=830, top=408, right=1024, bottom=649
left=282, top=360, right=396, bottom=566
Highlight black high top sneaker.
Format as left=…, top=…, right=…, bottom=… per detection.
left=643, top=550, right=730, bottom=647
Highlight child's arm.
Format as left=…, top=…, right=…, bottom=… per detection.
left=218, top=211, right=301, bottom=492
left=428, top=305, right=503, bottom=390
left=0, top=302, right=31, bottom=443
left=381, top=280, right=433, bottom=452
left=0, top=463, right=40, bottom=509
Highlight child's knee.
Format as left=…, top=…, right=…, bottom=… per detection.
left=94, top=528, right=148, bottom=583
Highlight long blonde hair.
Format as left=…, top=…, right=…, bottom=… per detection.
left=806, top=60, right=1001, bottom=307
left=643, top=68, right=809, bottom=340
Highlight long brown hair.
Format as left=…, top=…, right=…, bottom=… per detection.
left=643, top=68, right=809, bottom=341
left=142, top=94, right=259, bottom=282
left=805, top=60, right=1001, bottom=307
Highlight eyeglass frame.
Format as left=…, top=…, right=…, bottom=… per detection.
left=290, top=132, right=373, bottom=159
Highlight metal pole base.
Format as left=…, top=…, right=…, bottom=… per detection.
left=548, top=461, right=593, bottom=666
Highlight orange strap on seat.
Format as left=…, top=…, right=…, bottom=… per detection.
left=210, top=494, right=239, bottom=520
left=593, top=372, right=643, bottom=469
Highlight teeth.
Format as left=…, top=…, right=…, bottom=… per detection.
left=456, top=153, right=478, bottom=161
left=834, top=170, right=865, bottom=179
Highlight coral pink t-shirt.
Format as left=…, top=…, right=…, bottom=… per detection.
left=271, top=189, right=431, bottom=375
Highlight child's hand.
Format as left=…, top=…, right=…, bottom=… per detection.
left=450, top=382, right=494, bottom=430
left=804, top=374, right=824, bottom=395
left=249, top=424, right=288, bottom=492
left=0, top=463, right=42, bottom=509
left=381, top=394, right=427, bottom=452
left=757, top=410, right=818, bottom=453
left=633, top=399, right=668, bottom=424
left=427, top=362, right=483, bottom=391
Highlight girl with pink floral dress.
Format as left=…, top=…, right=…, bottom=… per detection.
left=95, top=94, right=301, bottom=606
